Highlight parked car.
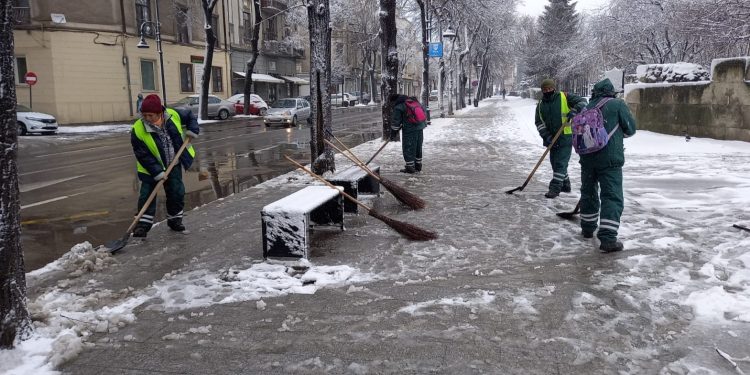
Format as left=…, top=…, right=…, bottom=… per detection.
left=263, top=98, right=311, bottom=127
left=169, top=95, right=236, bottom=120
left=17, top=104, right=58, bottom=135
left=345, top=92, right=360, bottom=104
left=350, top=91, right=371, bottom=103
left=429, top=90, right=439, bottom=101
left=228, top=93, right=268, bottom=116
left=331, top=93, right=356, bottom=107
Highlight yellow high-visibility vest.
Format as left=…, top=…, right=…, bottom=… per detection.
left=132, top=108, right=196, bottom=175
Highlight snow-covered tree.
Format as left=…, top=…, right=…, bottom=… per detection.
left=523, top=0, right=581, bottom=81
left=379, top=0, right=398, bottom=138
left=198, top=0, right=219, bottom=120
left=0, top=0, right=30, bottom=349
left=307, top=0, right=335, bottom=174
left=242, top=0, right=262, bottom=115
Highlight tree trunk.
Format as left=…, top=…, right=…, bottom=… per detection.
left=307, top=0, right=334, bottom=174
left=0, top=0, right=30, bottom=349
left=417, top=0, right=429, bottom=111
left=368, top=50, right=377, bottom=106
left=379, top=0, right=398, bottom=140
left=243, top=0, right=262, bottom=115
left=199, top=0, right=219, bottom=121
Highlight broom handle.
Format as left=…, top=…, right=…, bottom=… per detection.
left=126, top=137, right=192, bottom=234
left=324, top=139, right=381, bottom=182
left=329, top=134, right=372, bottom=172
left=283, top=155, right=373, bottom=213
left=519, top=124, right=566, bottom=190
left=365, top=139, right=390, bottom=165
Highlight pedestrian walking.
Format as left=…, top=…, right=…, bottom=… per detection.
left=577, top=78, right=637, bottom=253
left=131, top=94, right=200, bottom=237
left=535, top=79, right=587, bottom=198
left=136, top=93, right=144, bottom=113
left=501, top=88, right=506, bottom=100
left=389, top=94, right=427, bottom=174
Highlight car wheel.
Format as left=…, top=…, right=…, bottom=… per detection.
left=218, top=109, right=230, bottom=120
left=18, top=122, right=27, bottom=136
left=291, top=116, right=297, bottom=127
left=260, top=108, right=267, bottom=116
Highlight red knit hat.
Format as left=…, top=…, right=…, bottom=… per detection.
left=140, top=94, right=164, bottom=114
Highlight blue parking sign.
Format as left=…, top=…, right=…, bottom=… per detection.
left=428, top=42, right=443, bottom=57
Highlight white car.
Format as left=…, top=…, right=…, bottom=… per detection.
left=263, top=98, right=311, bottom=127
left=227, top=93, right=268, bottom=116
left=17, top=104, right=58, bottom=135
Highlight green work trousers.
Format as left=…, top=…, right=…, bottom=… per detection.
left=402, top=130, right=424, bottom=169
left=137, top=168, right=185, bottom=230
left=548, top=144, right=572, bottom=193
left=579, top=164, right=624, bottom=244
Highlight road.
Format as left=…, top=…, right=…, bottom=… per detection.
left=18, top=107, right=388, bottom=271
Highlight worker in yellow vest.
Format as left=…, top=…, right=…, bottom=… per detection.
left=534, top=79, right=587, bottom=198
left=131, top=94, right=199, bottom=237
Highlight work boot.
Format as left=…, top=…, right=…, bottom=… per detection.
left=544, top=190, right=560, bottom=199
left=168, top=218, right=186, bottom=232
left=132, top=224, right=150, bottom=238
left=400, top=165, right=416, bottom=174
left=415, top=162, right=422, bottom=172
left=562, top=179, right=571, bottom=193
left=582, top=230, right=594, bottom=239
left=599, top=241, right=624, bottom=253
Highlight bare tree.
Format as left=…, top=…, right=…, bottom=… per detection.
left=243, top=0, right=262, bottom=115
left=198, top=0, right=219, bottom=120
left=0, top=0, right=30, bottom=349
left=379, top=0, right=399, bottom=139
left=307, top=0, right=335, bottom=174
left=415, top=0, right=430, bottom=111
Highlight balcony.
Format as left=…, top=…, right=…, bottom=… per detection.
left=13, top=7, right=30, bottom=25
left=261, top=40, right=304, bottom=58
left=260, top=0, right=287, bottom=11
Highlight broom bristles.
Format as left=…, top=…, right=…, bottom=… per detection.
left=379, top=177, right=426, bottom=210
left=368, top=209, right=438, bottom=241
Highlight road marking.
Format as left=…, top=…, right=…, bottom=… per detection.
left=19, top=175, right=86, bottom=193
left=21, top=192, right=84, bottom=210
left=22, top=210, right=110, bottom=225
left=19, top=155, right=131, bottom=177
left=34, top=145, right=111, bottom=158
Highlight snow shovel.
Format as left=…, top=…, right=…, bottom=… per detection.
left=505, top=124, right=565, bottom=195
left=104, top=137, right=193, bottom=253
left=733, top=224, right=750, bottom=233
left=556, top=200, right=581, bottom=220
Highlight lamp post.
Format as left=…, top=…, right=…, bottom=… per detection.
left=136, top=1, right=166, bottom=105
left=474, top=61, right=482, bottom=107
left=442, top=27, right=456, bottom=116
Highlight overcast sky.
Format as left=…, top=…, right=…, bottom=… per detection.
left=517, top=0, right=610, bottom=17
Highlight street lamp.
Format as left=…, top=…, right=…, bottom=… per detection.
left=474, top=62, right=482, bottom=107
left=136, top=1, right=166, bottom=105
left=442, top=27, right=456, bottom=115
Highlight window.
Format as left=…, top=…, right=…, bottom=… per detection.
left=211, top=67, right=223, bottom=92
left=266, top=18, right=277, bottom=41
left=14, top=56, right=27, bottom=84
left=269, top=61, right=276, bottom=72
left=179, top=63, right=193, bottom=92
left=208, top=96, right=221, bottom=104
left=175, top=5, right=190, bottom=43
left=242, top=12, right=252, bottom=43
left=296, top=62, right=302, bottom=74
left=211, top=15, right=220, bottom=48
left=140, top=59, right=156, bottom=91
left=135, top=0, right=153, bottom=37
left=228, top=22, right=234, bottom=43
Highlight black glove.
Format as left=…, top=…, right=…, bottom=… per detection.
left=566, top=110, right=578, bottom=121
left=542, top=136, right=552, bottom=147
left=389, top=127, right=401, bottom=141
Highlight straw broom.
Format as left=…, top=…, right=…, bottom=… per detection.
left=324, top=138, right=426, bottom=210
left=284, top=155, right=438, bottom=241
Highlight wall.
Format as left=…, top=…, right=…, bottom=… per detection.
left=625, top=57, right=750, bottom=141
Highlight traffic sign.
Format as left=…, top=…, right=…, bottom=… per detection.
left=428, top=42, right=443, bottom=58
left=24, top=71, right=38, bottom=86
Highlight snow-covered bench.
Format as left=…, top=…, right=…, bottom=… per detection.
left=326, top=164, right=380, bottom=213
left=262, top=186, right=344, bottom=260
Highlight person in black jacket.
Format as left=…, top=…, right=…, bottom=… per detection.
left=131, top=94, right=199, bottom=237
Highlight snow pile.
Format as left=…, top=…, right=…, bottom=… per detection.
left=398, top=290, right=496, bottom=316
left=636, top=62, right=710, bottom=83
left=28, top=242, right=116, bottom=279
left=56, top=124, right=131, bottom=134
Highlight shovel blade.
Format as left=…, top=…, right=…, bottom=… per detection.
left=505, top=186, right=522, bottom=194
left=556, top=212, right=578, bottom=220
left=104, top=234, right=130, bottom=254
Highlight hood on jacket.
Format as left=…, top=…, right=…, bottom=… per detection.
left=591, top=78, right=617, bottom=99
left=390, top=94, right=408, bottom=105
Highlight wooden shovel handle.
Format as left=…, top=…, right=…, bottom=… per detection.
left=518, top=124, right=566, bottom=191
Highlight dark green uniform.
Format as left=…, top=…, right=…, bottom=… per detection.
left=535, top=90, right=587, bottom=195
left=391, top=96, right=427, bottom=171
left=579, top=79, right=637, bottom=246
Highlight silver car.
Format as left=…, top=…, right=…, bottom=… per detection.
left=170, top=95, right=236, bottom=120
left=263, top=98, right=311, bottom=127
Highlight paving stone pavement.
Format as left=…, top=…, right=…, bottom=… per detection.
left=24, top=98, right=745, bottom=374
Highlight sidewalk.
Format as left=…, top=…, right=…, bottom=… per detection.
left=9, top=97, right=750, bottom=374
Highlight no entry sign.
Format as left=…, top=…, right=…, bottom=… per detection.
left=24, top=71, right=38, bottom=86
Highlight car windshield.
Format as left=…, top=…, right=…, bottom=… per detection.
left=16, top=104, right=32, bottom=112
left=272, top=99, right=296, bottom=108
left=175, top=97, right=193, bottom=105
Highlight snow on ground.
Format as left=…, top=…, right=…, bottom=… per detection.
left=8, top=95, right=750, bottom=373
left=56, top=124, right=131, bottom=134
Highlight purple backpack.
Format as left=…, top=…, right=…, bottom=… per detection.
left=571, top=98, right=617, bottom=155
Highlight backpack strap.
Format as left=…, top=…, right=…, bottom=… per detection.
left=596, top=98, right=618, bottom=138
